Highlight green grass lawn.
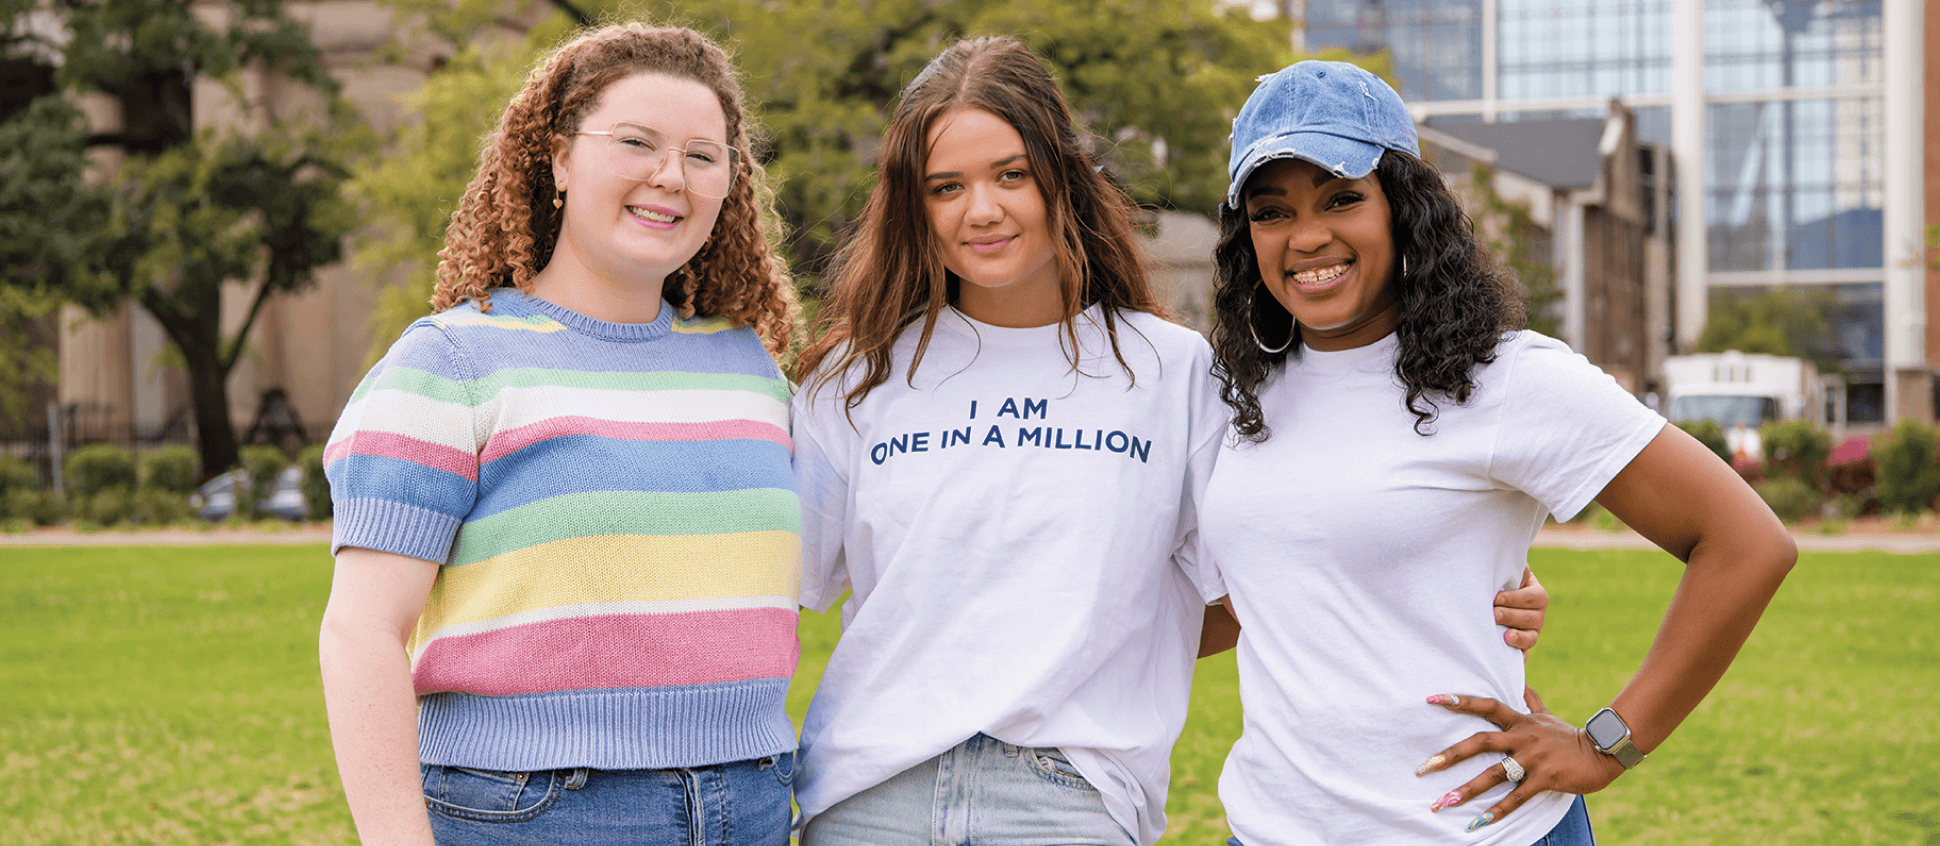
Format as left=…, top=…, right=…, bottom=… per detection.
left=1, top=545, right=1934, bottom=844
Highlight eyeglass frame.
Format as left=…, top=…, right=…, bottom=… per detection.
left=573, top=122, right=742, bottom=199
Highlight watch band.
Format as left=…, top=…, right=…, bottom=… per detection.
left=1587, top=707, right=1648, bottom=769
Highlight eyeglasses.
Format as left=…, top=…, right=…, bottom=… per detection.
left=576, top=122, right=739, bottom=199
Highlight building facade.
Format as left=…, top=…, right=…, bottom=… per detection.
left=1289, top=0, right=1928, bottom=425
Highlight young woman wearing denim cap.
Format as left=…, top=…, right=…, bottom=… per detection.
left=788, top=38, right=1550, bottom=846
left=1199, top=59, right=1796, bottom=845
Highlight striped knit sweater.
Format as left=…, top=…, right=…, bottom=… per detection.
left=324, top=289, right=801, bottom=771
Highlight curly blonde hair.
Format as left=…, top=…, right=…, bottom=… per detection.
left=432, top=23, right=799, bottom=358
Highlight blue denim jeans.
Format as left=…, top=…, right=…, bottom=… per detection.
left=802, top=733, right=1134, bottom=846
left=422, top=752, right=794, bottom=846
left=1224, top=795, right=1595, bottom=846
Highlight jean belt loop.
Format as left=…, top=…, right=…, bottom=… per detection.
left=565, top=767, right=589, bottom=790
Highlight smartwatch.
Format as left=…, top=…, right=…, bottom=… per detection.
left=1585, top=707, right=1647, bottom=768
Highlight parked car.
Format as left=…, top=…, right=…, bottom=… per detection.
left=190, top=466, right=309, bottom=521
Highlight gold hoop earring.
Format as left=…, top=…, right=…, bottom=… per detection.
left=1249, top=283, right=1294, bottom=355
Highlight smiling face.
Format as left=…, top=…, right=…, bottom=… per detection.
left=1243, top=157, right=1400, bottom=351
left=542, top=71, right=729, bottom=319
left=921, top=107, right=1063, bottom=327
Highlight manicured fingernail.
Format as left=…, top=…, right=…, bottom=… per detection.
left=1430, top=789, right=1461, bottom=812
left=1503, top=630, right=1516, bottom=645
left=1466, top=811, right=1496, bottom=832
left=1426, top=694, right=1460, bottom=706
left=1415, top=755, right=1445, bottom=776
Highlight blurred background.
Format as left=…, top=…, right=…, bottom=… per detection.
left=2, top=0, right=1935, bottom=522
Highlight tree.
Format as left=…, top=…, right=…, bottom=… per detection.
left=0, top=0, right=365, bottom=477
left=666, top=0, right=1290, bottom=274
left=0, top=96, right=105, bottom=429
left=1467, top=161, right=1561, bottom=336
left=351, top=0, right=1293, bottom=323
left=1695, top=285, right=1840, bottom=373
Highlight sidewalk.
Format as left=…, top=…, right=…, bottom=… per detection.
left=3, top=522, right=1938, bottom=553
left=0, top=524, right=333, bottom=547
left=1536, top=524, right=1940, bottom=554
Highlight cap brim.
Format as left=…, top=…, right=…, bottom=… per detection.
left=1226, top=131, right=1386, bottom=208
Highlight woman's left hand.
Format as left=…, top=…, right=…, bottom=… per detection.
left=1413, top=687, right=1626, bottom=832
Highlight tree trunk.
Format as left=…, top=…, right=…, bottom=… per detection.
left=184, top=346, right=239, bottom=480
left=145, top=284, right=240, bottom=480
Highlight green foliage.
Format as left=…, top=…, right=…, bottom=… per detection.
left=1761, top=419, right=1832, bottom=489
left=237, top=444, right=291, bottom=521
left=63, top=444, right=137, bottom=497
left=346, top=42, right=541, bottom=364
left=355, top=0, right=1295, bottom=293
left=0, top=456, right=41, bottom=493
left=1468, top=162, right=1562, bottom=335
left=1, top=488, right=62, bottom=525
left=0, top=97, right=105, bottom=428
left=0, top=97, right=114, bottom=305
left=76, top=487, right=136, bottom=526
left=138, top=446, right=200, bottom=494
left=1870, top=419, right=1940, bottom=515
left=1755, top=476, right=1820, bottom=524
left=1696, top=286, right=1840, bottom=374
left=1675, top=419, right=1732, bottom=466
left=1, top=0, right=370, bottom=479
left=297, top=442, right=331, bottom=520
left=130, top=488, right=194, bottom=525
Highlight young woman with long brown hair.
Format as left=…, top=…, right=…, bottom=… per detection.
left=318, top=24, right=801, bottom=846
left=788, top=37, right=1547, bottom=846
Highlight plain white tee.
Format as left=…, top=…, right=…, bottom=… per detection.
left=1201, top=331, right=1664, bottom=846
left=792, top=306, right=1227, bottom=845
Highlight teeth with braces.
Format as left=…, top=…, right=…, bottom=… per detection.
left=1290, top=264, right=1348, bottom=285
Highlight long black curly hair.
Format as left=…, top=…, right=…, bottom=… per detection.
left=1210, top=150, right=1525, bottom=439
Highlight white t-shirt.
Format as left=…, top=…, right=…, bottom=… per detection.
left=792, top=306, right=1228, bottom=845
left=1201, top=331, right=1664, bottom=846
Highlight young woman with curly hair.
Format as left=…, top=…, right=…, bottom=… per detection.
left=318, top=24, right=802, bottom=846
left=788, top=39, right=1547, bottom=846
left=1199, top=60, right=1795, bottom=846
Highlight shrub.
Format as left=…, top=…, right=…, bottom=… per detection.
left=64, top=444, right=137, bottom=497
left=237, top=445, right=291, bottom=521
left=1755, top=476, right=1820, bottom=524
left=1675, top=420, right=1732, bottom=466
left=2, top=488, right=61, bottom=525
left=1827, top=454, right=1875, bottom=497
left=78, top=487, right=135, bottom=526
left=0, top=456, right=40, bottom=494
left=297, top=443, right=331, bottom=521
left=132, top=488, right=194, bottom=525
left=139, top=446, right=201, bottom=494
left=1871, top=419, right=1940, bottom=515
left=1761, top=420, right=1832, bottom=488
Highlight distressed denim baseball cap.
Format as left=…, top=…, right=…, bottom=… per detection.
left=1226, top=60, right=1420, bottom=207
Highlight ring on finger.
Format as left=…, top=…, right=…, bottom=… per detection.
left=1501, top=756, right=1526, bottom=783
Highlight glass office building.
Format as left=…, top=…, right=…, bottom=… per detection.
left=1295, top=0, right=1920, bottom=422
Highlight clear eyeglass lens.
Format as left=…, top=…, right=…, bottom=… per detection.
left=602, top=122, right=735, bottom=198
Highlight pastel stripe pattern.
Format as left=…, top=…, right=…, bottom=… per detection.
left=323, top=290, right=801, bottom=771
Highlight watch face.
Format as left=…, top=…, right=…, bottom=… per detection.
left=1586, top=709, right=1628, bottom=748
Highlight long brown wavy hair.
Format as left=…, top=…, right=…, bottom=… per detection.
left=1211, top=150, right=1524, bottom=440
left=432, top=23, right=799, bottom=358
left=796, top=35, right=1165, bottom=407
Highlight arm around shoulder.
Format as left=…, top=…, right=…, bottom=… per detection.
left=318, top=547, right=442, bottom=846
